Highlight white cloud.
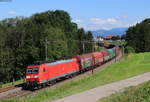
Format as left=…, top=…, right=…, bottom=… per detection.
left=8, top=10, right=16, bottom=15
left=116, top=14, right=128, bottom=20
left=90, top=18, right=105, bottom=24
left=107, top=18, right=118, bottom=24
left=128, top=20, right=143, bottom=27
left=83, top=21, right=130, bottom=31
left=72, top=17, right=144, bottom=31
left=73, top=19, right=82, bottom=23
left=73, top=19, right=85, bottom=28
left=90, top=18, right=118, bottom=25
left=121, top=14, right=128, bottom=19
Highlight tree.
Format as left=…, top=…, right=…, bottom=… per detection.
left=44, top=27, right=68, bottom=60
left=85, top=31, right=93, bottom=53
left=111, top=35, right=120, bottom=41
left=126, top=18, right=150, bottom=52
left=0, top=10, right=93, bottom=83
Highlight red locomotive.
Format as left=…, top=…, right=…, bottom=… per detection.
left=26, top=46, right=120, bottom=88
left=26, top=58, right=79, bottom=88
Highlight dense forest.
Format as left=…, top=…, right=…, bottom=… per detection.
left=0, top=10, right=93, bottom=83
left=126, top=19, right=150, bottom=53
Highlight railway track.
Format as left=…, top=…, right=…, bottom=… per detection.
left=0, top=86, right=17, bottom=93
left=0, top=52, right=122, bottom=100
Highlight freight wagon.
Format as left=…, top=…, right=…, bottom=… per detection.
left=107, top=48, right=115, bottom=59
left=72, top=53, right=94, bottom=71
left=101, top=50, right=110, bottom=62
left=92, top=52, right=104, bottom=65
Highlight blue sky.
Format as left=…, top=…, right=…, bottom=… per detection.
left=0, top=0, right=150, bottom=31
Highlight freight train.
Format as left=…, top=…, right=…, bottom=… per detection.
left=25, top=46, right=120, bottom=89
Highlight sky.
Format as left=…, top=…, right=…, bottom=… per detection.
left=0, top=0, right=150, bottom=31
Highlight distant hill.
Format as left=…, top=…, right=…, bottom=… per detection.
left=92, top=27, right=128, bottom=37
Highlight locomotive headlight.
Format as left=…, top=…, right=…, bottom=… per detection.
left=34, top=75, right=39, bottom=78
left=26, top=76, right=30, bottom=78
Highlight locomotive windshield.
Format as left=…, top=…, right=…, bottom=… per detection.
left=26, top=68, right=39, bottom=74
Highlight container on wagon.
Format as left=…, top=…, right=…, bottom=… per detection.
left=107, top=49, right=115, bottom=59
left=73, top=53, right=93, bottom=70
left=92, top=52, right=104, bottom=65
left=101, top=50, right=110, bottom=61
left=114, top=46, right=120, bottom=56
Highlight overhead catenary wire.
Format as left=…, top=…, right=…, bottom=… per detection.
left=44, top=37, right=100, bottom=61
left=45, top=39, right=98, bottom=43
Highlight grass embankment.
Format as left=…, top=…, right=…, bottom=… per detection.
left=2, top=52, right=150, bottom=102
left=0, top=79, right=24, bottom=88
left=100, top=81, right=150, bottom=102
left=107, top=40, right=126, bottom=46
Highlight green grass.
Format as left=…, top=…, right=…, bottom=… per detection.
left=0, top=79, right=25, bottom=88
left=108, top=40, right=126, bottom=46
left=1, top=52, right=150, bottom=102
left=99, top=81, right=150, bottom=102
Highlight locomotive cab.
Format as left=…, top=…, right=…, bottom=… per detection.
left=26, top=66, right=40, bottom=88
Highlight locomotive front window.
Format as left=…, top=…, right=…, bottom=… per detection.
left=27, top=68, right=39, bottom=74
left=27, top=69, right=32, bottom=74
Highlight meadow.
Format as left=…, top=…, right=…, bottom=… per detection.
left=100, top=81, right=150, bottom=102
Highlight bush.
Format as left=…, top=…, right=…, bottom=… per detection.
left=125, top=46, right=135, bottom=53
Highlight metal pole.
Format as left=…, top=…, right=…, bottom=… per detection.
left=45, top=37, right=48, bottom=61
left=92, top=41, right=93, bottom=52
left=82, top=42, right=85, bottom=54
left=92, top=40, right=95, bottom=74
left=95, top=41, right=96, bottom=51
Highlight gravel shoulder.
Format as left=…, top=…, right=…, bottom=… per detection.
left=53, top=72, right=150, bottom=102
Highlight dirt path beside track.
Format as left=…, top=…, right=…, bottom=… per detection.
left=53, top=72, right=150, bottom=102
